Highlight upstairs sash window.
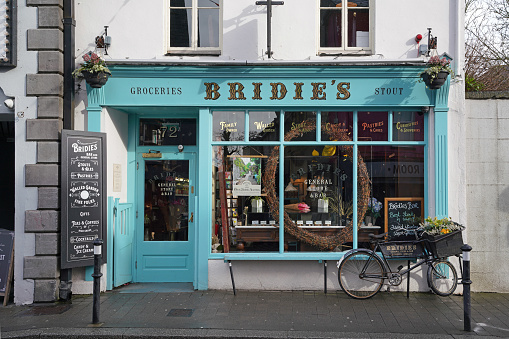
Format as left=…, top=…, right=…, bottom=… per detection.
left=168, top=0, right=221, bottom=54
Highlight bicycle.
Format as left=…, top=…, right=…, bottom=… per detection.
left=337, top=231, right=461, bottom=299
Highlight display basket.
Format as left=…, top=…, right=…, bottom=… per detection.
left=379, top=240, right=426, bottom=259
left=420, top=226, right=465, bottom=259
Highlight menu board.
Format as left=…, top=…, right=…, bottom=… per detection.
left=61, top=130, right=107, bottom=269
left=0, top=229, right=14, bottom=294
left=384, top=197, right=424, bottom=241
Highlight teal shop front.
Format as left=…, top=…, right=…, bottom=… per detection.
left=85, top=64, right=450, bottom=290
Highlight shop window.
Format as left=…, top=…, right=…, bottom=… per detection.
left=319, top=0, right=371, bottom=54
left=212, top=111, right=244, bottom=141
left=168, top=0, right=221, bottom=55
left=249, top=111, right=280, bottom=141
left=358, top=111, right=388, bottom=141
left=139, top=118, right=197, bottom=146
left=211, top=110, right=427, bottom=254
left=212, top=145, right=279, bottom=252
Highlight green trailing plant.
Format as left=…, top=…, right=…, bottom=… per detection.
left=72, top=52, right=111, bottom=78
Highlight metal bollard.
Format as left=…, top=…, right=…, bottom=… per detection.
left=461, top=244, right=472, bottom=332
left=92, top=239, right=103, bottom=324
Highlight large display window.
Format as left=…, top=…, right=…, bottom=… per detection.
left=211, top=110, right=427, bottom=254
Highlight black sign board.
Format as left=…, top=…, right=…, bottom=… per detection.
left=61, top=130, right=107, bottom=269
left=384, top=197, right=424, bottom=241
left=0, top=229, right=14, bottom=294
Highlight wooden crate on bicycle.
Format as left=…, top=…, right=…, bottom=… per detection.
left=379, top=240, right=425, bottom=259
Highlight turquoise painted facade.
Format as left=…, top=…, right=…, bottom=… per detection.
left=86, top=64, right=449, bottom=290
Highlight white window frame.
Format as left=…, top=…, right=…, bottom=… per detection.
left=317, top=0, right=373, bottom=55
left=166, top=0, right=223, bottom=55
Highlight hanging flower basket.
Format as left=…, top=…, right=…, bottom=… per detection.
left=82, top=71, right=110, bottom=88
left=421, top=70, right=449, bottom=90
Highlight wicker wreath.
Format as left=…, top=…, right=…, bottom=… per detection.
left=262, top=119, right=371, bottom=251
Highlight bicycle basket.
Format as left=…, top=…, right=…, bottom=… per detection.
left=379, top=240, right=425, bottom=259
left=420, top=226, right=465, bottom=258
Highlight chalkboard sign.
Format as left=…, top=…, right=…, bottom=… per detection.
left=0, top=229, right=14, bottom=305
left=384, top=197, right=424, bottom=241
left=61, top=130, right=107, bottom=269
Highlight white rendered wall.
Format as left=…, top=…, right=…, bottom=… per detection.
left=0, top=2, right=38, bottom=305
left=465, top=99, right=509, bottom=292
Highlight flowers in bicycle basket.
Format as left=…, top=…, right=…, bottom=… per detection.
left=367, top=197, right=382, bottom=219
left=419, top=217, right=462, bottom=236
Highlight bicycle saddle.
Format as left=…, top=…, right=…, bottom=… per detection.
left=369, top=232, right=388, bottom=240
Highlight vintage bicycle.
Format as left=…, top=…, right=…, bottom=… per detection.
left=337, top=228, right=464, bottom=299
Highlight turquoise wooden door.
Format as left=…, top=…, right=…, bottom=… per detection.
left=136, top=152, right=196, bottom=282
left=113, top=199, right=134, bottom=287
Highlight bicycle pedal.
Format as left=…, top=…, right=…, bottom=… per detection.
left=397, top=265, right=404, bottom=272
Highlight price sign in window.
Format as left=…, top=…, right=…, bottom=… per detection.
left=139, top=119, right=197, bottom=146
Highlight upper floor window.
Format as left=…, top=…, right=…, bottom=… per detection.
left=168, top=0, right=221, bottom=55
left=319, top=0, right=371, bottom=54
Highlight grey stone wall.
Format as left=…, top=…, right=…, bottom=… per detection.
left=465, top=94, right=509, bottom=292
left=24, top=0, right=64, bottom=302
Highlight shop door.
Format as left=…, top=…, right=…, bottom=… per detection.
left=136, top=152, right=196, bottom=282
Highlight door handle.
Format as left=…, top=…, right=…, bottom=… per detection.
left=189, top=212, right=194, bottom=223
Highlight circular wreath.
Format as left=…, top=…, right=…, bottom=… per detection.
left=262, top=119, right=371, bottom=251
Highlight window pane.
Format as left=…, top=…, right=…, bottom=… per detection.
left=320, top=9, right=342, bottom=48
left=392, top=111, right=424, bottom=141
left=199, top=0, right=219, bottom=7
left=170, top=0, right=192, bottom=7
left=145, top=160, right=189, bottom=242
left=198, top=8, right=219, bottom=47
left=358, top=146, right=425, bottom=246
left=347, top=8, right=369, bottom=47
left=139, top=119, right=197, bottom=146
left=249, top=111, right=279, bottom=141
left=212, top=111, right=245, bottom=141
left=212, top=145, right=279, bottom=253
left=284, top=111, right=316, bottom=142
left=170, top=9, right=192, bottom=47
left=284, top=146, right=353, bottom=252
left=320, top=0, right=342, bottom=7
left=348, top=0, right=369, bottom=7
left=358, top=111, right=388, bottom=141
left=321, top=112, right=353, bottom=141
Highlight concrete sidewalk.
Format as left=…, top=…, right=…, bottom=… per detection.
left=1, top=287, right=508, bottom=338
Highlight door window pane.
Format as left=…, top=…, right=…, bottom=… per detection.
left=139, top=119, right=197, bottom=146
left=358, top=111, right=388, bottom=141
left=144, top=160, right=189, bottom=242
left=249, top=111, right=280, bottom=141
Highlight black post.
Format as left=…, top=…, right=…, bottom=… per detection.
left=92, top=239, right=103, bottom=324
left=461, top=244, right=472, bottom=332
left=63, top=0, right=75, bottom=130
left=324, top=261, right=327, bottom=294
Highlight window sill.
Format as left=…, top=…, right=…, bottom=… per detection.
left=166, top=49, right=221, bottom=56
left=318, top=50, right=373, bottom=56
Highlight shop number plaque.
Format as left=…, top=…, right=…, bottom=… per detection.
left=61, top=130, right=107, bottom=269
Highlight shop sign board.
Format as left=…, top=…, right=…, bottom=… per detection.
left=384, top=197, right=424, bottom=241
left=0, top=229, right=14, bottom=294
left=61, top=130, right=107, bottom=269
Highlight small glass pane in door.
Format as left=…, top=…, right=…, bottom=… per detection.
left=144, top=160, right=189, bottom=242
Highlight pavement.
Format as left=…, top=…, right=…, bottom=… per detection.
left=1, top=283, right=509, bottom=339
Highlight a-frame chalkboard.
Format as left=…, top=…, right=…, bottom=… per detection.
left=0, top=229, right=14, bottom=306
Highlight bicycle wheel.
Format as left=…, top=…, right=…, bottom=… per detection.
left=338, top=251, right=385, bottom=299
left=427, top=259, right=458, bottom=296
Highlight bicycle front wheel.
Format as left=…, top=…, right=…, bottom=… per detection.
left=427, top=259, right=458, bottom=296
left=338, top=251, right=385, bottom=299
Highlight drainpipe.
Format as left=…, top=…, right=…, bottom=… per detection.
left=60, top=0, right=75, bottom=301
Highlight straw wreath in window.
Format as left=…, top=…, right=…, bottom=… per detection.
left=262, top=119, right=371, bottom=250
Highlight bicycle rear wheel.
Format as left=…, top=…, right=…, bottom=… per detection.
left=338, top=251, right=385, bottom=299
left=427, top=259, right=458, bottom=296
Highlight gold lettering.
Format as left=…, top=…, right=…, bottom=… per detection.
left=337, top=82, right=351, bottom=100
left=228, top=82, right=246, bottom=100
left=270, top=83, right=287, bottom=100
left=204, top=82, right=220, bottom=100
left=293, top=82, right=304, bottom=100
left=252, top=82, right=262, bottom=100
left=311, top=82, right=326, bottom=100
